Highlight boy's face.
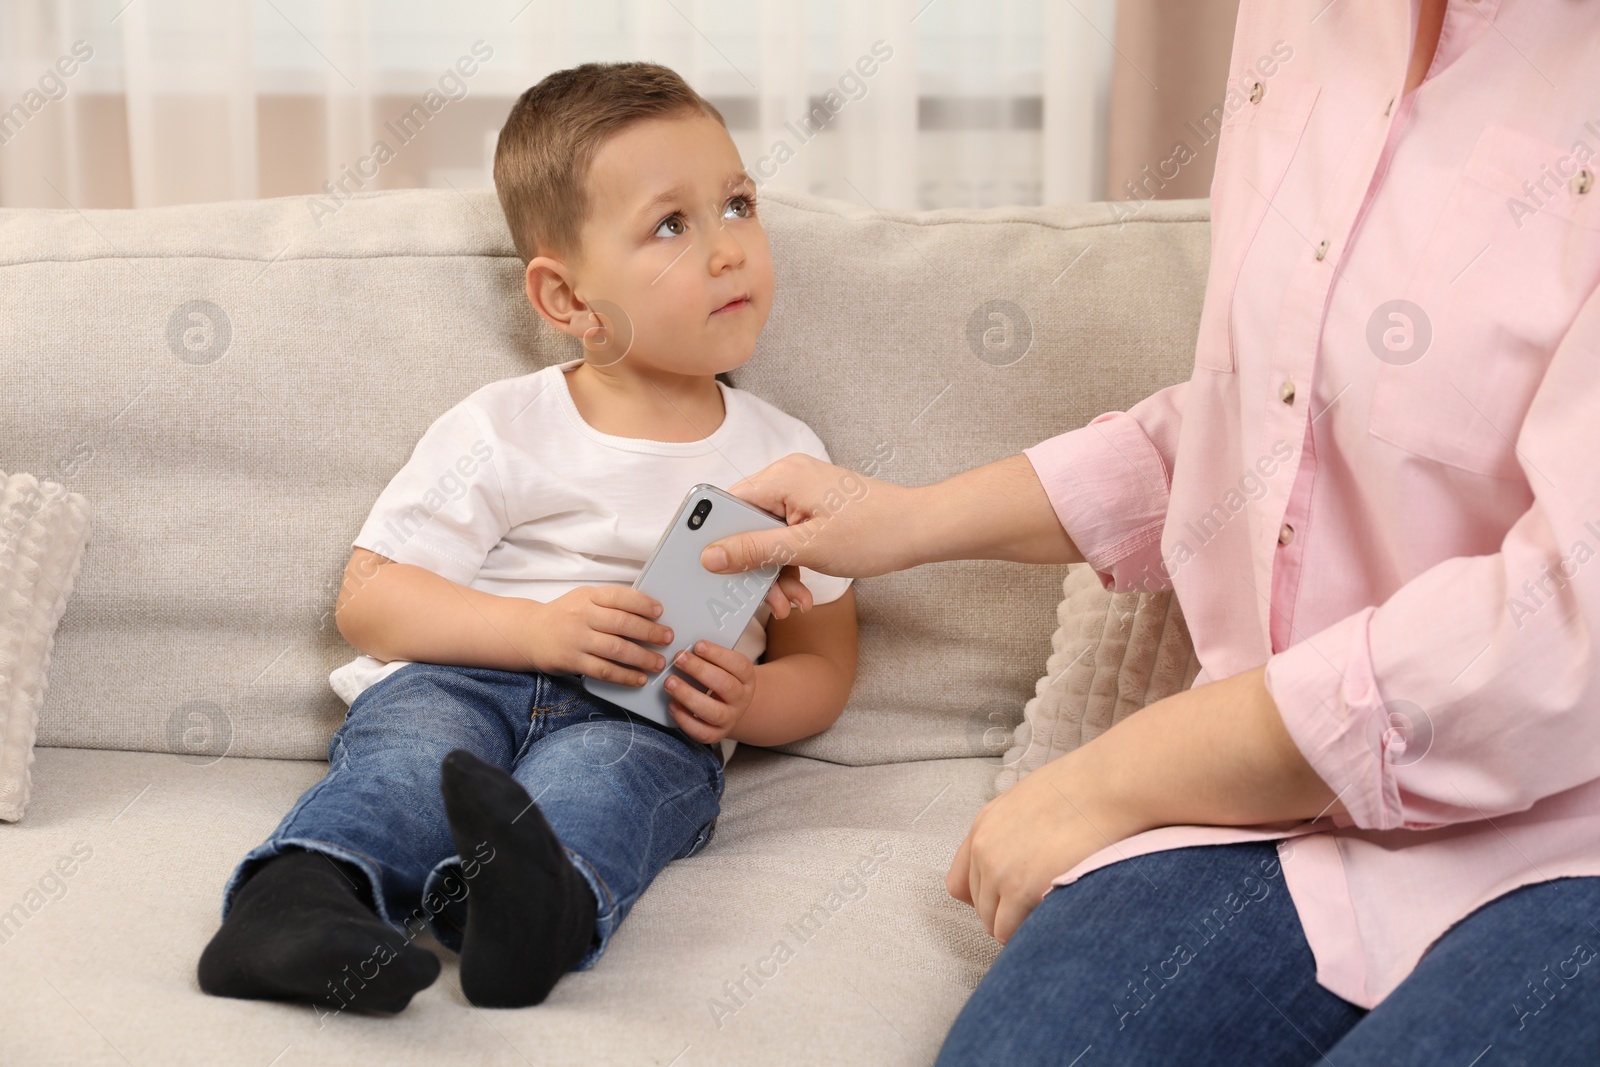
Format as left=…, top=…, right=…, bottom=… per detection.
left=548, top=111, right=773, bottom=378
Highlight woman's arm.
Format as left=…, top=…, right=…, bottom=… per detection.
left=947, top=665, right=1342, bottom=942
left=706, top=381, right=1189, bottom=605
left=701, top=452, right=1084, bottom=595
left=909, top=454, right=1086, bottom=567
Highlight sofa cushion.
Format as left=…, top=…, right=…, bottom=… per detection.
left=0, top=745, right=998, bottom=1064
left=996, top=563, right=1201, bottom=793
left=0, top=471, right=92, bottom=822
left=0, top=188, right=1207, bottom=764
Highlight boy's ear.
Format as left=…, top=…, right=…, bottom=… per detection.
left=524, top=255, right=588, bottom=340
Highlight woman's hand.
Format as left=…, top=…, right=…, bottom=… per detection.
left=947, top=667, right=1345, bottom=944
left=947, top=747, right=1145, bottom=944
left=701, top=454, right=1084, bottom=622
left=664, top=640, right=757, bottom=743
left=698, top=454, right=919, bottom=620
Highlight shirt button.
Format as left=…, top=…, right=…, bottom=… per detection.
left=1314, top=239, right=1330, bottom=261
left=1249, top=81, right=1264, bottom=104
left=1278, top=523, right=1295, bottom=546
left=1574, top=169, right=1594, bottom=196
left=1279, top=379, right=1296, bottom=404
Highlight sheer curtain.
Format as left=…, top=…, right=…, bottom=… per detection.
left=0, top=0, right=1118, bottom=212
left=1106, top=0, right=1240, bottom=202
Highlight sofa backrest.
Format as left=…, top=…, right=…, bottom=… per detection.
left=0, top=187, right=1208, bottom=766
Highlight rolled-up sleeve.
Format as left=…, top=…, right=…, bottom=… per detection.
left=1265, top=285, right=1600, bottom=832
left=1022, top=381, right=1186, bottom=592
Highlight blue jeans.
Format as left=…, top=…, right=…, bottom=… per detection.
left=221, top=662, right=725, bottom=970
left=936, top=841, right=1600, bottom=1066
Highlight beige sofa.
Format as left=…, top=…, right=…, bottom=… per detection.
left=0, top=187, right=1207, bottom=1065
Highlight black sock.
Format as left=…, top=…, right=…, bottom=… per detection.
left=440, top=748, right=598, bottom=1008
left=197, top=848, right=440, bottom=1013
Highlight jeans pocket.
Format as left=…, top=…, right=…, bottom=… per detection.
left=528, top=672, right=586, bottom=718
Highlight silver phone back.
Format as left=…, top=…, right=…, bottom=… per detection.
left=583, top=483, right=785, bottom=730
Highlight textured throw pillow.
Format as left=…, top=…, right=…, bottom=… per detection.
left=0, top=471, right=92, bottom=822
left=996, top=563, right=1201, bottom=793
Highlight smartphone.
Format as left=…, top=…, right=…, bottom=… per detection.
left=582, top=483, right=786, bottom=730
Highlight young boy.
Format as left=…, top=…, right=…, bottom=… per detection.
left=197, top=62, right=859, bottom=1013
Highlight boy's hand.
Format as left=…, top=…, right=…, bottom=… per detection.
left=664, top=641, right=756, bottom=743
left=532, top=585, right=674, bottom=687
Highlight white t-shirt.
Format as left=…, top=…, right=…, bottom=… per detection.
left=329, top=358, right=853, bottom=719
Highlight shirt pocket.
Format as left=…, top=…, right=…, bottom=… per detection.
left=1367, top=124, right=1600, bottom=479
left=1195, top=76, right=1322, bottom=373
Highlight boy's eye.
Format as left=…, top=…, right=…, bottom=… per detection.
left=724, top=196, right=753, bottom=220
left=654, top=214, right=686, bottom=238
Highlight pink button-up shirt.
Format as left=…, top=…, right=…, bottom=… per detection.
left=1024, top=0, right=1600, bottom=1009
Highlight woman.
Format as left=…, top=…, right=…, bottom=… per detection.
left=703, top=0, right=1600, bottom=1061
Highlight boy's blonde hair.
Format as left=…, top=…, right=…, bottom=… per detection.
left=493, top=61, right=725, bottom=265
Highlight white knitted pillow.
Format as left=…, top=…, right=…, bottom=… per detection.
left=0, top=471, right=92, bottom=822
left=996, top=563, right=1200, bottom=793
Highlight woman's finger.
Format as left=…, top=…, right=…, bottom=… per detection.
left=973, top=863, right=996, bottom=937
left=761, top=570, right=814, bottom=618
left=966, top=811, right=993, bottom=928
left=774, top=567, right=813, bottom=612
left=946, top=835, right=974, bottom=903
left=968, top=847, right=983, bottom=919
left=763, top=583, right=791, bottom=619
left=993, top=895, right=1035, bottom=946
left=701, top=526, right=805, bottom=576
left=722, top=456, right=806, bottom=518
left=702, top=456, right=834, bottom=576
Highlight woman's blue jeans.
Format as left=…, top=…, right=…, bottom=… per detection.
left=220, top=662, right=725, bottom=970
left=937, top=841, right=1600, bottom=1066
